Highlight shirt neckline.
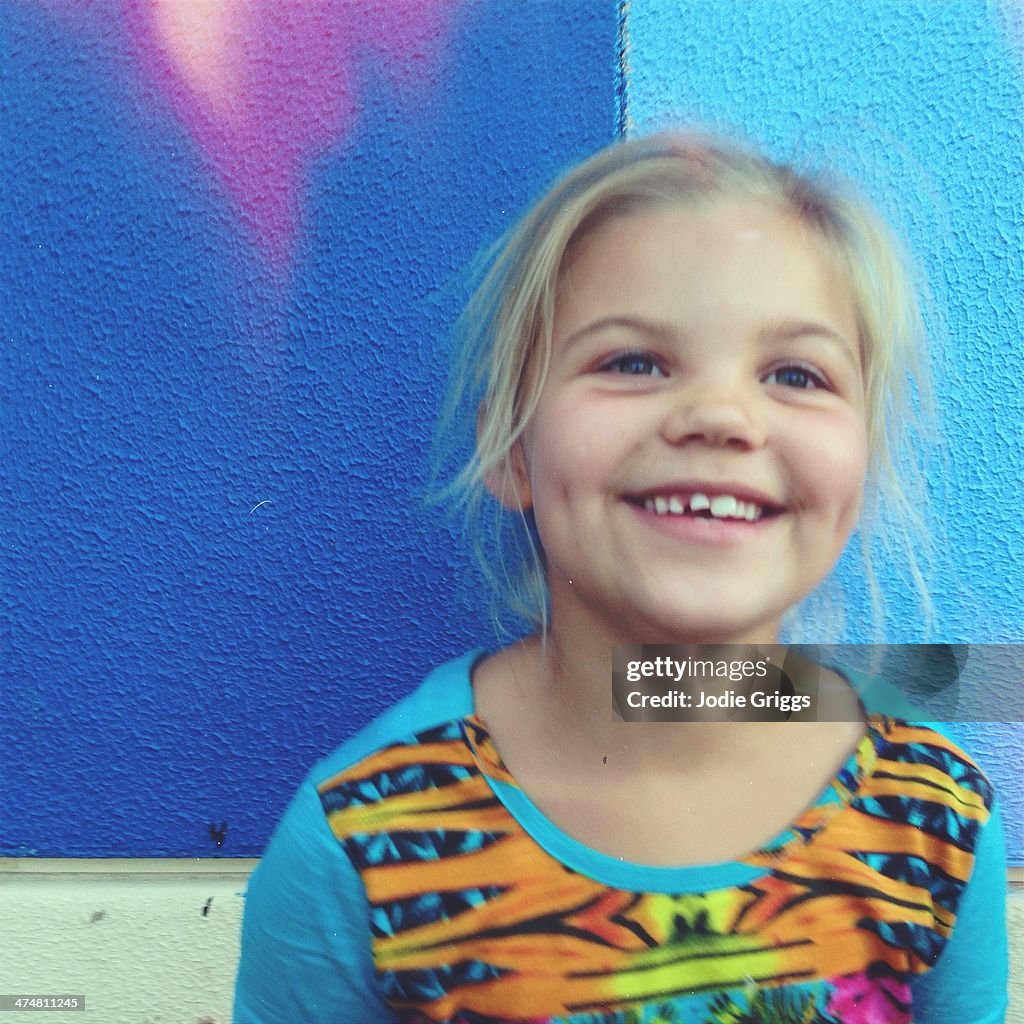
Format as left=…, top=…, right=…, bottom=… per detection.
left=458, top=650, right=886, bottom=893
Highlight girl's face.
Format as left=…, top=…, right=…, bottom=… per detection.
left=507, top=200, right=868, bottom=644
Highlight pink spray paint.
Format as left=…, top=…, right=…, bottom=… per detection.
left=120, top=0, right=457, bottom=283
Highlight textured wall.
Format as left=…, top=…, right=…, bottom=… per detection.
left=1, top=0, right=617, bottom=856
left=624, top=0, right=1022, bottom=861
left=4, top=0, right=1020, bottom=869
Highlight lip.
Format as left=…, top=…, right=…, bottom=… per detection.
left=622, top=480, right=784, bottom=548
left=627, top=499, right=780, bottom=547
left=624, top=480, right=785, bottom=511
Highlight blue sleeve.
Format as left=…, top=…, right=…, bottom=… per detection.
left=909, top=798, right=1009, bottom=1024
left=232, top=779, right=400, bottom=1024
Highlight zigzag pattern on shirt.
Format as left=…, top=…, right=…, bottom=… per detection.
left=317, top=715, right=992, bottom=1024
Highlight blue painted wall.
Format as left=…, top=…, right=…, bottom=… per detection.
left=4, top=0, right=1020, bottom=863
left=625, top=0, right=1022, bottom=860
left=2, top=0, right=618, bottom=856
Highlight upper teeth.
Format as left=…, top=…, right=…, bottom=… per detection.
left=644, top=492, right=762, bottom=521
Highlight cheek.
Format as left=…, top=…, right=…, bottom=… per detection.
left=793, top=416, right=868, bottom=515
left=527, top=403, right=609, bottom=488
left=822, top=426, right=869, bottom=524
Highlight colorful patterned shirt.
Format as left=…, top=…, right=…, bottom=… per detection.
left=234, top=651, right=1008, bottom=1023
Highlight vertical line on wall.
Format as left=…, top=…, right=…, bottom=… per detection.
left=616, top=0, right=633, bottom=137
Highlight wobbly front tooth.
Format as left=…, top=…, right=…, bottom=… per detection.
left=690, top=493, right=711, bottom=512
left=654, top=497, right=669, bottom=515
left=709, top=495, right=738, bottom=518
left=668, top=496, right=685, bottom=514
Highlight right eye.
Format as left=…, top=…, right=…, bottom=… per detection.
left=599, top=351, right=666, bottom=377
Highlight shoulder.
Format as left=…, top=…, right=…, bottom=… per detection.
left=898, top=725, right=1009, bottom=1018
left=868, top=717, right=997, bottom=814
left=851, top=716, right=1000, bottom=927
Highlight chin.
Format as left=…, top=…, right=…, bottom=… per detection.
left=615, top=604, right=778, bottom=646
left=660, top=600, right=785, bottom=644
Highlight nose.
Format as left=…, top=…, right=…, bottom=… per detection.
left=659, top=380, right=766, bottom=450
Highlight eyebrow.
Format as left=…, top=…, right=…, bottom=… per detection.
left=562, top=315, right=860, bottom=369
left=561, top=315, right=675, bottom=352
left=758, top=319, right=861, bottom=369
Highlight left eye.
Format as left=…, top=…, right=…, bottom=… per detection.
left=601, top=352, right=665, bottom=376
left=763, top=364, right=827, bottom=390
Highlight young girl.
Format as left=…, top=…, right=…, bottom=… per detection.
left=233, top=133, right=1008, bottom=1023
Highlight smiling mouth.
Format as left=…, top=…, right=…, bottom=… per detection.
left=626, top=491, right=784, bottom=523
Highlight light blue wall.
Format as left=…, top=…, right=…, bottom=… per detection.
left=625, top=0, right=1022, bottom=860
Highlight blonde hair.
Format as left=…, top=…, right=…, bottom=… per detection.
left=432, top=131, right=936, bottom=641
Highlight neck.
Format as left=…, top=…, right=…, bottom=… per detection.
left=511, top=603, right=788, bottom=776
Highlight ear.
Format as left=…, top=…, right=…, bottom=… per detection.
left=489, top=442, right=533, bottom=511
left=478, top=404, right=532, bottom=511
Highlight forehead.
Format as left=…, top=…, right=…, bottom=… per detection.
left=555, top=199, right=857, bottom=334
left=563, top=197, right=828, bottom=276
